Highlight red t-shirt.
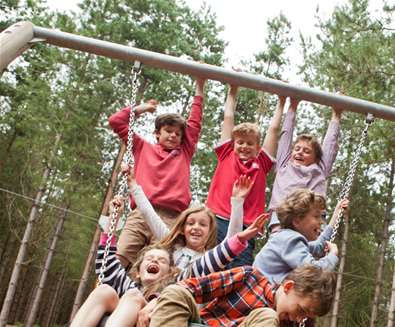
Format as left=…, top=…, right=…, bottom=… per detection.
left=206, top=140, right=274, bottom=225
left=108, top=96, right=203, bottom=213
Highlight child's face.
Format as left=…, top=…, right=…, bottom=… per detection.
left=233, top=134, right=260, bottom=160
left=155, top=125, right=182, bottom=150
left=293, top=207, right=323, bottom=241
left=276, top=281, right=319, bottom=323
left=291, top=140, right=317, bottom=166
left=137, top=249, right=171, bottom=286
left=183, top=211, right=211, bottom=252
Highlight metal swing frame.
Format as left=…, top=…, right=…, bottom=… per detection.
left=0, top=20, right=391, bottom=327
left=1, top=21, right=395, bottom=121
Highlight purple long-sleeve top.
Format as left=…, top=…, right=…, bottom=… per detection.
left=269, top=109, right=340, bottom=212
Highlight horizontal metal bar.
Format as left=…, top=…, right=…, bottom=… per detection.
left=30, top=25, right=394, bottom=121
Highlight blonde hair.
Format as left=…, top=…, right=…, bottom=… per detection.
left=275, top=189, right=326, bottom=229
left=231, top=122, right=261, bottom=144
left=160, top=206, right=217, bottom=252
left=286, top=265, right=336, bottom=316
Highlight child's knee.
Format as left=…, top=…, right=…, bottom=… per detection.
left=93, top=284, right=117, bottom=299
left=122, top=288, right=146, bottom=306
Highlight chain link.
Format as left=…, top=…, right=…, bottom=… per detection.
left=330, top=113, right=373, bottom=242
left=98, top=61, right=141, bottom=285
left=297, top=114, right=374, bottom=327
left=98, top=205, right=119, bottom=284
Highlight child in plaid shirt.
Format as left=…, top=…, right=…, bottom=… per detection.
left=150, top=265, right=336, bottom=327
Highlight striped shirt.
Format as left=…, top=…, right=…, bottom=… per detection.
left=95, top=234, right=245, bottom=296
left=180, top=266, right=275, bottom=327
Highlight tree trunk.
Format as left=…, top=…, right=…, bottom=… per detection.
left=49, top=272, right=67, bottom=327
left=69, top=143, right=125, bottom=321
left=0, top=231, right=14, bottom=287
left=330, top=211, right=350, bottom=327
left=388, top=267, right=395, bottom=327
left=25, top=204, right=69, bottom=327
left=0, top=134, right=61, bottom=327
left=370, top=159, right=394, bottom=327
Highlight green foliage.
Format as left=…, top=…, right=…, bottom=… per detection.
left=300, top=1, right=394, bottom=325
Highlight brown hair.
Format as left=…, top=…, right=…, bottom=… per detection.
left=231, top=122, right=261, bottom=144
left=275, top=189, right=326, bottom=229
left=154, top=113, right=186, bottom=140
left=285, top=265, right=336, bottom=316
left=129, top=243, right=176, bottom=285
left=293, top=134, right=323, bottom=163
left=160, top=206, right=217, bottom=252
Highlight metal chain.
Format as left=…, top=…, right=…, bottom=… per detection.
left=98, top=61, right=141, bottom=285
left=98, top=205, right=119, bottom=284
left=118, top=61, right=142, bottom=198
left=296, top=114, right=374, bottom=327
left=330, top=113, right=374, bottom=242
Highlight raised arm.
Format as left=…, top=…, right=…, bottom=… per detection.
left=282, top=236, right=338, bottom=272
left=321, top=106, right=342, bottom=176
left=108, top=99, right=158, bottom=143
left=177, top=234, right=247, bottom=280
left=182, top=78, right=206, bottom=156
left=177, top=213, right=267, bottom=281
left=275, top=98, right=300, bottom=167
left=128, top=174, right=170, bottom=240
left=262, top=95, right=286, bottom=157
left=226, top=175, right=252, bottom=238
left=220, top=85, right=238, bottom=143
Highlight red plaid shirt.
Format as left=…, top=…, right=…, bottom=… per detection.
left=179, top=266, right=275, bottom=327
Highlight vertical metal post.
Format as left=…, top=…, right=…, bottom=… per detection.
left=0, top=21, right=34, bottom=75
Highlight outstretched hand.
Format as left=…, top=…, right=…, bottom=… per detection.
left=334, top=198, right=350, bottom=218
left=135, top=99, right=158, bottom=115
left=237, top=213, right=269, bottom=243
left=232, top=175, right=253, bottom=199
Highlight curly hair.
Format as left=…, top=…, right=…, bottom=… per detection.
left=286, top=265, right=336, bottom=316
left=275, top=189, right=326, bottom=229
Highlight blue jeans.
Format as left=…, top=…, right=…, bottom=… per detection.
left=216, top=216, right=255, bottom=267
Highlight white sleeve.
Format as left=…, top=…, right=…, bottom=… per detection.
left=130, top=184, right=170, bottom=240
left=225, top=197, right=244, bottom=238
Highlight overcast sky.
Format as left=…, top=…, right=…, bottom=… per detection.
left=46, top=0, right=387, bottom=82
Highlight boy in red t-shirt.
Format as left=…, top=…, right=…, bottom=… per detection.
left=206, top=85, right=286, bottom=267
left=109, top=79, right=206, bottom=269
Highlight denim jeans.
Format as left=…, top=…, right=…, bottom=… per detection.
left=216, top=216, right=255, bottom=267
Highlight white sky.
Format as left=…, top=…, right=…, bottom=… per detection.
left=46, top=0, right=388, bottom=82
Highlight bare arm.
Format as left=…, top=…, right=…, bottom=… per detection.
left=262, top=95, right=286, bottom=157
left=220, top=85, right=238, bottom=142
left=194, top=78, right=206, bottom=97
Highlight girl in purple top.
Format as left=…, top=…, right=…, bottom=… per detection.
left=269, top=99, right=343, bottom=232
